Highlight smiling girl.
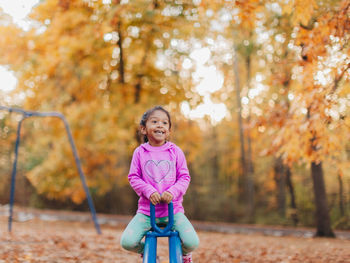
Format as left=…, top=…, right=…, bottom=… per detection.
left=120, top=106, right=199, bottom=263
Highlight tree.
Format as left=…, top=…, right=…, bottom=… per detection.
left=0, top=0, right=201, bottom=205
left=276, top=0, right=350, bottom=237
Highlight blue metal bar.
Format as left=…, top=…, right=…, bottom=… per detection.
left=169, top=231, right=183, bottom=263
left=143, top=232, right=157, bottom=263
left=1, top=106, right=101, bottom=234
left=145, top=202, right=183, bottom=262
left=150, top=202, right=174, bottom=234
left=8, top=116, right=25, bottom=232
left=59, top=114, right=101, bottom=234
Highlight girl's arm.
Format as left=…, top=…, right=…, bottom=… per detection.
left=128, top=148, right=158, bottom=199
left=166, top=147, right=191, bottom=200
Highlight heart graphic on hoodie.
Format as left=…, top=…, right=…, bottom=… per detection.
left=144, top=160, right=172, bottom=183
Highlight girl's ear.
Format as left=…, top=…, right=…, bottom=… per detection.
left=140, top=125, right=147, bottom=135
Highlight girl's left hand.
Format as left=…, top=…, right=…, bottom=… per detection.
left=161, top=191, right=173, bottom=204
left=150, top=192, right=161, bottom=205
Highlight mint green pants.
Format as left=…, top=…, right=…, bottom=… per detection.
left=120, top=213, right=199, bottom=255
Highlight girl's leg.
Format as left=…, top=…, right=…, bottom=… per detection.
left=173, top=213, right=199, bottom=255
left=120, top=213, right=151, bottom=254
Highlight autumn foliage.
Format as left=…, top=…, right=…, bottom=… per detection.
left=0, top=0, right=350, bottom=237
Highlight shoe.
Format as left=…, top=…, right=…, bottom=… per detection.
left=183, top=253, right=192, bottom=263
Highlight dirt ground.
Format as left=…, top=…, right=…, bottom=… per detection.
left=1, top=215, right=350, bottom=263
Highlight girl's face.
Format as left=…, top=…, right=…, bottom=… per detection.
left=141, top=110, right=170, bottom=146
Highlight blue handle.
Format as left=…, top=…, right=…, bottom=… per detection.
left=150, top=202, right=174, bottom=234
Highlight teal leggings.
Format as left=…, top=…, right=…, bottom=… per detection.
left=120, top=213, right=199, bottom=255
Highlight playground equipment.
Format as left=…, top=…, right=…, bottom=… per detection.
left=0, top=106, right=101, bottom=234
left=143, top=202, right=183, bottom=263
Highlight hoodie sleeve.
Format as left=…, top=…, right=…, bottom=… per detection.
left=128, top=147, right=157, bottom=199
left=166, top=146, right=191, bottom=200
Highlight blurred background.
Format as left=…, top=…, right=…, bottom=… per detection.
left=0, top=0, right=349, bottom=236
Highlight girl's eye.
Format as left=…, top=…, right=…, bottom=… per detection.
left=163, top=122, right=168, bottom=125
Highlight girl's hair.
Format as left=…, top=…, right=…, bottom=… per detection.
left=140, top=106, right=172, bottom=143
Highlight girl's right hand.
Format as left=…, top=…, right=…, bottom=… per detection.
left=150, top=191, right=161, bottom=205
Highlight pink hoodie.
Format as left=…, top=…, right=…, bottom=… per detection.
left=128, top=141, right=191, bottom=218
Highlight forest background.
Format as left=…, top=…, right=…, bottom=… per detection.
left=0, top=0, right=349, bottom=238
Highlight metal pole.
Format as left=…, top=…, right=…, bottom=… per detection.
left=145, top=202, right=182, bottom=262
left=8, top=116, right=25, bottom=232
left=59, top=114, right=101, bottom=234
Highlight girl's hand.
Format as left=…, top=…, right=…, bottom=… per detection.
left=161, top=191, right=173, bottom=204
left=150, top=192, right=161, bottom=205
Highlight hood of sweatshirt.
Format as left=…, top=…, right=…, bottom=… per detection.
left=140, top=141, right=174, bottom=152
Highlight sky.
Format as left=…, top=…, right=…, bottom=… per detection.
left=0, top=0, right=40, bottom=93
left=0, top=0, right=39, bottom=29
left=0, top=0, right=227, bottom=123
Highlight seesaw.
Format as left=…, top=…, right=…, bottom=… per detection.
left=143, top=202, right=183, bottom=263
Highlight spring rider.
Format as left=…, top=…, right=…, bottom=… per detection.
left=143, top=202, right=183, bottom=263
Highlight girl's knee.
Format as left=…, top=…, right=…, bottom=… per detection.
left=120, top=233, right=140, bottom=252
left=174, top=214, right=200, bottom=252
left=182, top=232, right=200, bottom=252
left=120, top=213, right=149, bottom=252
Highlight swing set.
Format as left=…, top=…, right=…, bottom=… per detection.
left=0, top=105, right=101, bottom=234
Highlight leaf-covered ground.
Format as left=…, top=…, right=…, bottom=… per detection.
left=0, top=213, right=350, bottom=262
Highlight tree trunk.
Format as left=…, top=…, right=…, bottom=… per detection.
left=212, top=126, right=219, bottom=179
left=338, top=173, right=345, bottom=216
left=245, top=54, right=255, bottom=221
left=311, top=161, right=335, bottom=237
left=233, top=44, right=247, bottom=204
left=117, top=21, right=125, bottom=85
left=134, top=81, right=141, bottom=103
left=285, top=166, right=298, bottom=226
left=274, top=157, right=286, bottom=217
left=348, top=178, right=350, bottom=213
left=187, top=162, right=200, bottom=219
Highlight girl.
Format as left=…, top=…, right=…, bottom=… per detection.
left=120, top=106, right=199, bottom=263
